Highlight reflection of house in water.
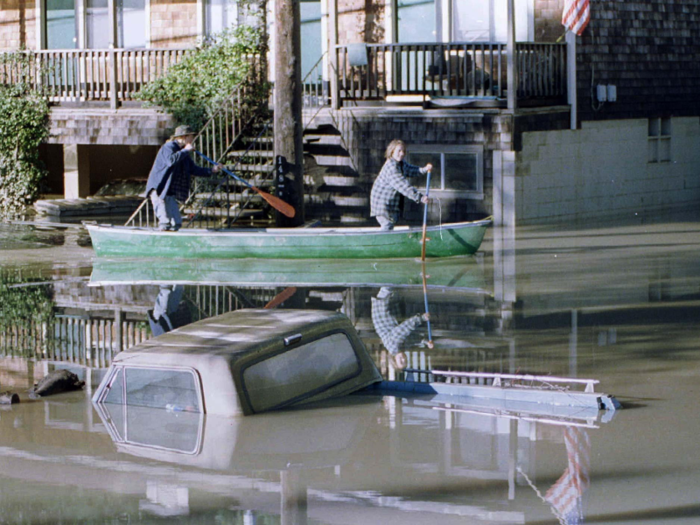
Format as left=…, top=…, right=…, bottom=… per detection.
left=0, top=276, right=285, bottom=369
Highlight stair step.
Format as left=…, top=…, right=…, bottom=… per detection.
left=321, top=174, right=359, bottom=186
left=235, top=164, right=275, bottom=173
left=242, top=136, right=273, bottom=143
left=227, top=150, right=275, bottom=158
left=303, top=124, right=341, bottom=136
left=303, top=134, right=343, bottom=146
left=183, top=206, right=264, bottom=218
left=311, top=156, right=355, bottom=168
left=192, top=193, right=263, bottom=203
left=304, top=143, right=349, bottom=157
left=304, top=194, right=368, bottom=207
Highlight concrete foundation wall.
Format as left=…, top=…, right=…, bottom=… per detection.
left=516, top=118, right=700, bottom=223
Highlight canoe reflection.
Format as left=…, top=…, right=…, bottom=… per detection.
left=90, top=255, right=487, bottom=291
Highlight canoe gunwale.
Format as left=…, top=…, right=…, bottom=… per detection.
left=85, top=219, right=491, bottom=238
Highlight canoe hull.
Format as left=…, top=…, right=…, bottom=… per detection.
left=85, top=220, right=490, bottom=260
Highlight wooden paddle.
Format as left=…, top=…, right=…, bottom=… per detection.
left=264, top=287, right=298, bottom=309
left=421, top=171, right=434, bottom=348
left=194, top=150, right=296, bottom=218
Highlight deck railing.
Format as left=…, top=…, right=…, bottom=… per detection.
left=0, top=48, right=190, bottom=107
left=335, top=41, right=566, bottom=104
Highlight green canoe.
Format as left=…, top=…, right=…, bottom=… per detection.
left=90, top=256, right=486, bottom=291
left=85, top=219, right=491, bottom=260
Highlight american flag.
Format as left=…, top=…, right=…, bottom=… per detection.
left=562, top=0, right=591, bottom=36
left=545, top=427, right=591, bottom=524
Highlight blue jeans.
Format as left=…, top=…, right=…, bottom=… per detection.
left=150, top=192, right=182, bottom=230
left=376, top=215, right=396, bottom=231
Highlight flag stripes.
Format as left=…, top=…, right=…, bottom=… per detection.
left=562, top=0, right=591, bottom=36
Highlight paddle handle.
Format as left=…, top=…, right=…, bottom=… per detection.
left=420, top=170, right=431, bottom=261
left=194, top=150, right=252, bottom=189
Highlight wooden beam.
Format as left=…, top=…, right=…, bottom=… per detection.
left=274, top=0, right=304, bottom=226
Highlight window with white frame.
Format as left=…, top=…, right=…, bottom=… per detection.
left=394, top=0, right=533, bottom=44
left=398, top=0, right=437, bottom=43
left=205, top=0, right=259, bottom=36
left=46, top=0, right=78, bottom=49
left=648, top=118, right=671, bottom=163
left=408, top=145, right=484, bottom=198
left=45, top=0, right=145, bottom=49
left=453, top=0, right=533, bottom=42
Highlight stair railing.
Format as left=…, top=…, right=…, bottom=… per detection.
left=125, top=53, right=269, bottom=229
left=184, top=118, right=274, bottom=228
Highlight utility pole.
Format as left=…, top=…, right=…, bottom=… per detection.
left=274, top=0, right=305, bottom=227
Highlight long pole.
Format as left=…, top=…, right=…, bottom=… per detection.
left=421, top=171, right=433, bottom=347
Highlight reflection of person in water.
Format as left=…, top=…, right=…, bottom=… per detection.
left=147, top=285, right=191, bottom=336
left=371, top=287, right=429, bottom=370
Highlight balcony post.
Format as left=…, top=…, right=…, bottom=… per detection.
left=328, top=0, right=339, bottom=109
left=108, top=0, right=120, bottom=109
left=566, top=31, right=577, bottom=129
left=35, top=0, right=46, bottom=49
left=109, top=50, right=119, bottom=109
left=506, top=0, right=517, bottom=110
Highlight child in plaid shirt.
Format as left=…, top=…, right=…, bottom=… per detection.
left=370, top=139, right=432, bottom=230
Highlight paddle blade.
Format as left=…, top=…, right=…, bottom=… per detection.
left=251, top=186, right=296, bottom=218
left=265, top=287, right=298, bottom=309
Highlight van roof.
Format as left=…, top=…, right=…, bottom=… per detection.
left=116, top=309, right=352, bottom=363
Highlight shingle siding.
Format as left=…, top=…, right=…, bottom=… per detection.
left=574, top=0, right=700, bottom=122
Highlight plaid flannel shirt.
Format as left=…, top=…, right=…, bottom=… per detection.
left=371, top=296, right=423, bottom=355
left=370, top=159, right=426, bottom=218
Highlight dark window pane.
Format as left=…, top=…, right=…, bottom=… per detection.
left=408, top=152, right=439, bottom=190
left=445, top=153, right=478, bottom=191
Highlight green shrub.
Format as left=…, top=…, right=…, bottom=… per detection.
left=0, top=52, right=51, bottom=220
left=136, top=24, right=269, bottom=130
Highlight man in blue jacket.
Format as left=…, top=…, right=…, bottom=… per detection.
left=145, top=125, right=223, bottom=231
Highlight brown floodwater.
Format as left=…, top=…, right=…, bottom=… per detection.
left=1, top=211, right=700, bottom=524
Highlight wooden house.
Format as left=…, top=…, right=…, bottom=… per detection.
left=0, top=0, right=698, bottom=225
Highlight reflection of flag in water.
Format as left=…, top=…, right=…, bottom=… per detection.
left=562, top=0, right=591, bottom=36
left=545, top=427, right=591, bottom=525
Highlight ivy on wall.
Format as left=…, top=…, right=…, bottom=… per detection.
left=0, top=52, right=51, bottom=220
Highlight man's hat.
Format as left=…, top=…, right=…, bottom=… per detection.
left=172, top=125, right=196, bottom=138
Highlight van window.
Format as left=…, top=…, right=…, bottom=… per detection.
left=122, top=368, right=201, bottom=413
left=243, top=333, right=360, bottom=413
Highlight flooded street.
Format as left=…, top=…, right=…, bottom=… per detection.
left=1, top=212, right=700, bottom=524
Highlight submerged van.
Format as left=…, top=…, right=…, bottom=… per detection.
left=92, top=309, right=382, bottom=416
